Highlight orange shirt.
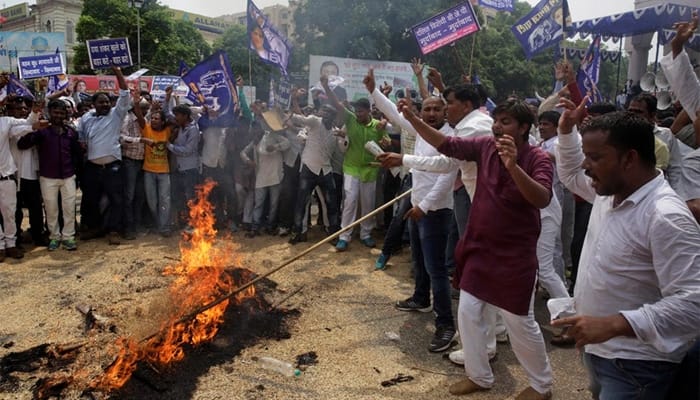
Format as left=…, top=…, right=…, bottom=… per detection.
left=142, top=124, right=171, bottom=173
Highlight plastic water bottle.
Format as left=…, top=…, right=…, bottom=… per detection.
left=252, top=356, right=301, bottom=377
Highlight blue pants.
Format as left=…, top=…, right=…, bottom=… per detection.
left=583, top=352, right=679, bottom=400
left=380, top=174, right=412, bottom=257
left=144, top=172, right=171, bottom=233
left=410, top=208, right=454, bottom=328
left=122, top=157, right=146, bottom=234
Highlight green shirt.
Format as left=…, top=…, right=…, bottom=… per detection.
left=342, top=108, right=388, bottom=182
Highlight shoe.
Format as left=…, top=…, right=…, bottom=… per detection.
left=360, top=237, right=376, bottom=248
left=107, top=232, right=121, bottom=245
left=448, top=378, right=490, bottom=395
left=48, top=239, right=60, bottom=251
left=5, top=247, right=24, bottom=259
left=278, top=227, right=290, bottom=236
left=395, top=298, right=432, bottom=313
left=429, top=325, right=457, bottom=352
left=514, top=386, right=552, bottom=400
left=335, top=239, right=348, bottom=252
left=0, top=249, right=5, bottom=262
left=229, top=222, right=239, bottom=233
left=123, top=231, right=136, bottom=240
left=448, top=349, right=497, bottom=365
left=496, top=331, right=509, bottom=343
left=375, top=253, right=389, bottom=270
left=245, top=230, right=258, bottom=238
left=288, top=232, right=307, bottom=244
left=62, top=239, right=77, bottom=251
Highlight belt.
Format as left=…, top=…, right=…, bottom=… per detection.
left=89, top=160, right=121, bottom=169
left=0, top=175, right=16, bottom=181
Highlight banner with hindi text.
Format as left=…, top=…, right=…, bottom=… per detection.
left=412, top=2, right=480, bottom=55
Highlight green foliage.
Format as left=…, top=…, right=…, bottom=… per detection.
left=73, top=0, right=211, bottom=74
left=214, top=24, right=272, bottom=100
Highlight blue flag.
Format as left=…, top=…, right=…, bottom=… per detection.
left=176, top=59, right=200, bottom=105
left=511, top=0, right=570, bottom=59
left=247, top=0, right=292, bottom=75
left=181, top=50, right=239, bottom=128
left=576, top=36, right=603, bottom=104
left=478, top=0, right=514, bottom=12
left=7, top=74, right=35, bottom=101
left=178, top=60, right=189, bottom=77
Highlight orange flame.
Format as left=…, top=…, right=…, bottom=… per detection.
left=91, top=179, right=252, bottom=391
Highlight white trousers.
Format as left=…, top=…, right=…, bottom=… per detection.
left=458, top=289, right=553, bottom=394
left=537, top=215, right=570, bottom=299
left=40, top=176, right=77, bottom=241
left=339, top=174, right=375, bottom=242
left=0, top=179, right=17, bottom=249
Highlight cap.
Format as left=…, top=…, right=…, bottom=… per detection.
left=351, top=98, right=371, bottom=110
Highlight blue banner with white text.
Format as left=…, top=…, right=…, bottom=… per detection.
left=511, top=0, right=569, bottom=59
left=478, top=0, right=514, bottom=12
left=412, top=2, right=480, bottom=55
left=181, top=50, right=239, bottom=128
left=7, top=74, right=35, bottom=100
left=17, top=53, right=64, bottom=80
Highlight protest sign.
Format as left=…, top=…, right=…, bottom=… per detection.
left=86, top=38, right=133, bottom=69
left=0, top=32, right=66, bottom=72
left=150, top=75, right=189, bottom=102
left=17, top=53, right=65, bottom=80
left=309, top=55, right=426, bottom=104
left=412, top=2, right=480, bottom=55
left=511, top=0, right=570, bottom=59
left=478, top=0, right=514, bottom=12
left=181, top=50, right=239, bottom=128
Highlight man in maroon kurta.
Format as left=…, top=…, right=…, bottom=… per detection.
left=381, top=98, right=554, bottom=400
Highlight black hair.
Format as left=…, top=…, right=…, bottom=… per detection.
left=48, top=99, right=67, bottom=110
left=442, top=84, right=481, bottom=109
left=492, top=99, right=535, bottom=139
left=320, top=60, right=340, bottom=75
left=587, top=102, right=617, bottom=116
left=538, top=110, right=560, bottom=126
left=630, top=93, right=656, bottom=115
left=91, top=92, right=110, bottom=104
left=172, top=104, right=192, bottom=118
left=581, top=111, right=656, bottom=168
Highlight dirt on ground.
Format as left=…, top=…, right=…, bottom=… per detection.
left=0, top=224, right=590, bottom=400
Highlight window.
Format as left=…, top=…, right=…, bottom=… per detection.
left=45, top=20, right=51, bottom=32
left=66, top=20, right=74, bottom=43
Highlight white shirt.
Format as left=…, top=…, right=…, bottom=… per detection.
left=539, top=136, right=562, bottom=222
left=201, top=127, right=227, bottom=168
left=0, top=116, right=35, bottom=177
left=655, top=125, right=692, bottom=193
left=369, top=89, right=456, bottom=211
left=660, top=49, right=700, bottom=123
left=9, top=112, right=40, bottom=182
left=557, top=130, right=700, bottom=363
left=241, top=132, right=290, bottom=189
left=400, top=108, right=493, bottom=198
left=290, top=114, right=334, bottom=175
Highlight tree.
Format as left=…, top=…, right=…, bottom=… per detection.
left=215, top=24, right=273, bottom=101
left=73, top=0, right=211, bottom=74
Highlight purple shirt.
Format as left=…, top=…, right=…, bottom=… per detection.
left=17, top=125, right=82, bottom=179
left=438, top=135, right=553, bottom=315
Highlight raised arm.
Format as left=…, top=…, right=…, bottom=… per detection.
left=131, top=90, right=146, bottom=130
left=397, top=98, right=447, bottom=148
left=411, top=58, right=430, bottom=100
left=364, top=68, right=415, bottom=135
left=113, top=65, right=127, bottom=91
left=661, top=11, right=700, bottom=122
left=320, top=74, right=345, bottom=113
left=555, top=97, right=597, bottom=203
left=426, top=67, right=445, bottom=94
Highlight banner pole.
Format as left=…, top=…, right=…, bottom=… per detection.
left=452, top=44, right=468, bottom=79
left=248, top=51, right=252, bottom=90
left=468, top=34, right=477, bottom=77
left=615, top=38, right=623, bottom=95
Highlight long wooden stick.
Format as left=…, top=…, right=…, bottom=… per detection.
left=140, top=188, right=413, bottom=342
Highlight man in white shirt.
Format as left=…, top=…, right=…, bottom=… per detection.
left=627, top=94, right=692, bottom=192
left=367, top=69, right=458, bottom=352
left=287, top=91, right=341, bottom=244
left=553, top=100, right=700, bottom=400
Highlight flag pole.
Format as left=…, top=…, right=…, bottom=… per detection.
left=615, top=37, right=623, bottom=95
left=248, top=51, right=252, bottom=91
left=468, top=34, right=477, bottom=77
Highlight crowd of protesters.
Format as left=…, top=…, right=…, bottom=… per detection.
left=0, top=12, right=699, bottom=400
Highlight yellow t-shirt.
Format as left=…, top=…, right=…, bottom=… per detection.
left=142, top=124, right=171, bottom=173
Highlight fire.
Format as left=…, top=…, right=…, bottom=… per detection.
left=91, top=179, right=252, bottom=391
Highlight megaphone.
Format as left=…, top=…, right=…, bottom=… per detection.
left=654, top=70, right=670, bottom=90
left=656, top=91, right=672, bottom=110
left=640, top=72, right=656, bottom=92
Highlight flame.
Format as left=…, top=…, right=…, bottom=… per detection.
left=91, top=179, right=252, bottom=391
